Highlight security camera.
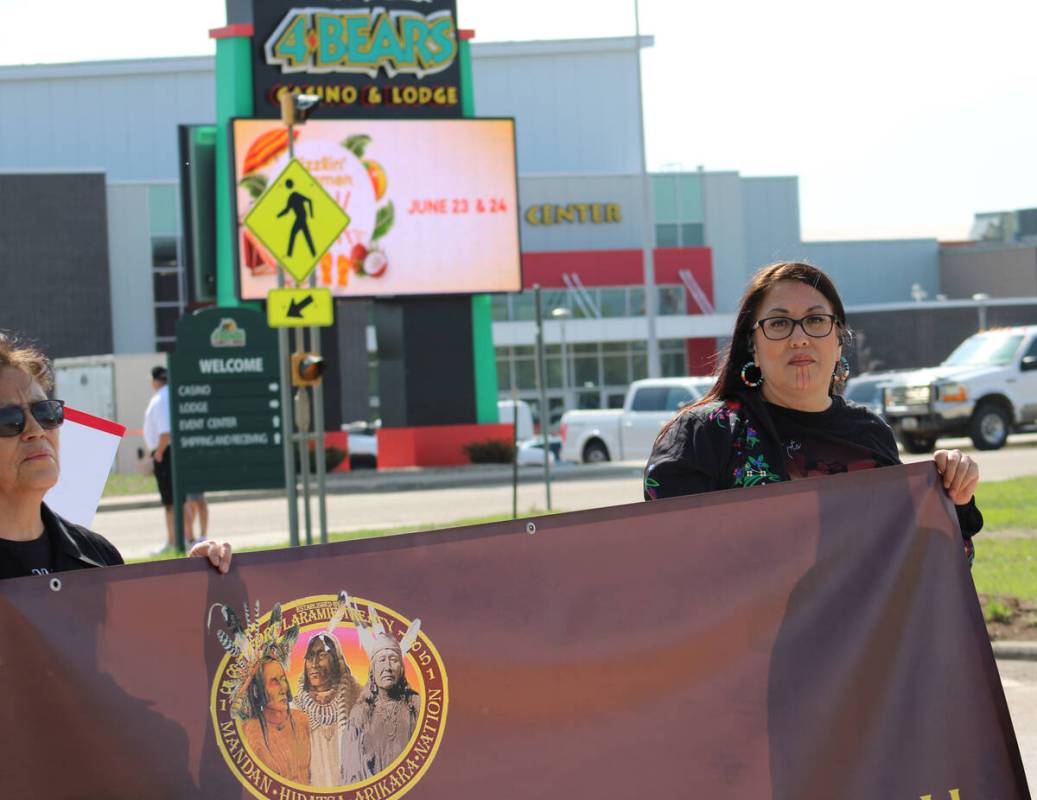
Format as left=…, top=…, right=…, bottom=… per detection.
left=280, top=92, right=322, bottom=126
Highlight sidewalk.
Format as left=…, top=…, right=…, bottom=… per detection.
left=992, top=641, right=1037, bottom=661
left=99, top=461, right=646, bottom=512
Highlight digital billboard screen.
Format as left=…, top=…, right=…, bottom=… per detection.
left=232, top=118, right=521, bottom=299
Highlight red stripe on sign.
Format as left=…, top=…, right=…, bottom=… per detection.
left=63, top=407, right=127, bottom=438
left=209, top=23, right=254, bottom=39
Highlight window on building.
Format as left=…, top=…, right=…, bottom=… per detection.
left=658, top=286, right=686, bottom=316
left=546, top=356, right=563, bottom=389
left=629, top=287, right=646, bottom=317
left=680, top=223, right=705, bottom=246
left=576, top=391, right=601, bottom=410
left=603, top=354, right=628, bottom=385
left=655, top=223, right=678, bottom=247
left=660, top=339, right=688, bottom=377
left=153, top=271, right=181, bottom=303
left=573, top=355, right=599, bottom=387
left=599, top=287, right=627, bottom=317
left=491, top=295, right=510, bottom=322
left=514, top=359, right=536, bottom=390
left=155, top=306, right=180, bottom=345
left=512, top=293, right=535, bottom=321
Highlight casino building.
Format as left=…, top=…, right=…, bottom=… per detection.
left=0, top=31, right=1017, bottom=445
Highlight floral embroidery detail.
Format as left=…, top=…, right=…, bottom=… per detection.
left=733, top=455, right=781, bottom=487
left=709, top=400, right=742, bottom=430
left=722, top=402, right=780, bottom=489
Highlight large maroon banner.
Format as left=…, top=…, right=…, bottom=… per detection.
left=0, top=463, right=1029, bottom=799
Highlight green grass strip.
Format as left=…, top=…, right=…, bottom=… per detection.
left=972, top=475, right=1037, bottom=531
left=971, top=538, right=1037, bottom=602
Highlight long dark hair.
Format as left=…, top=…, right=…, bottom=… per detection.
left=700, top=261, right=849, bottom=407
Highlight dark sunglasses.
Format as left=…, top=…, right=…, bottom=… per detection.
left=0, top=399, right=65, bottom=438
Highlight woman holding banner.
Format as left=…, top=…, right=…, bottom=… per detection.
left=0, top=334, right=232, bottom=579
left=644, top=261, right=983, bottom=551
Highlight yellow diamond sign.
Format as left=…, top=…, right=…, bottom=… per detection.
left=243, top=159, right=350, bottom=284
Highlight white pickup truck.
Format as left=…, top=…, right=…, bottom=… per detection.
left=882, top=325, right=1037, bottom=452
left=559, top=377, right=715, bottom=464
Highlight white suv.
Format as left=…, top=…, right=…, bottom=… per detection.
left=882, top=326, right=1037, bottom=452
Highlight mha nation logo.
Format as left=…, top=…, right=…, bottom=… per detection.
left=208, top=592, right=447, bottom=800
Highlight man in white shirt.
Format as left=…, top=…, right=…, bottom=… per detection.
left=143, top=366, right=192, bottom=551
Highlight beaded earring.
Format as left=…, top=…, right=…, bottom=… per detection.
left=741, top=360, right=764, bottom=388
left=833, top=356, right=850, bottom=383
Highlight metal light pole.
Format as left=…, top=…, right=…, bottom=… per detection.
left=551, top=306, right=571, bottom=411
left=279, top=90, right=326, bottom=547
left=973, top=292, right=990, bottom=332
left=279, top=103, right=300, bottom=548
left=533, top=285, right=552, bottom=511
left=511, top=384, right=519, bottom=520
left=633, top=0, right=661, bottom=377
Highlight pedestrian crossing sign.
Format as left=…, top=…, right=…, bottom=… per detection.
left=243, top=158, right=350, bottom=284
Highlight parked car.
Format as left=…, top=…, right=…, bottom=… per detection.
left=559, top=377, right=715, bottom=464
left=498, top=399, right=534, bottom=441
left=517, top=436, right=561, bottom=465
left=843, top=371, right=909, bottom=419
left=343, top=419, right=379, bottom=469
left=881, top=325, right=1037, bottom=452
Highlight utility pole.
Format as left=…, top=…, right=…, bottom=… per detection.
left=634, top=0, right=660, bottom=377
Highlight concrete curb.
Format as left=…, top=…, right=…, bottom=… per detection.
left=992, top=641, right=1037, bottom=661
left=98, top=462, right=645, bottom=513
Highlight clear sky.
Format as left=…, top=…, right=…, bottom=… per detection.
left=2, top=0, right=1035, bottom=241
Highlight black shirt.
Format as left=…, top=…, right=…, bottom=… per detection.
left=645, top=392, right=982, bottom=541
left=0, top=504, right=123, bottom=580
left=765, top=401, right=891, bottom=479
left=0, top=525, right=55, bottom=579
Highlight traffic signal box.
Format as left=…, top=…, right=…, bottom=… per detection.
left=291, top=352, right=326, bottom=387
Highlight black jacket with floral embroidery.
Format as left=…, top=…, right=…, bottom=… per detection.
left=644, top=390, right=983, bottom=543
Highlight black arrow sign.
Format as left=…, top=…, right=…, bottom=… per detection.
left=286, top=295, right=315, bottom=318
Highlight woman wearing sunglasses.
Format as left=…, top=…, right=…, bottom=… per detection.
left=645, top=262, right=982, bottom=555
left=0, top=336, right=232, bottom=580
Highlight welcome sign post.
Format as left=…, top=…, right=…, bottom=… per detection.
left=169, top=307, right=286, bottom=551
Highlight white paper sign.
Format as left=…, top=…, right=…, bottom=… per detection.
left=44, top=407, right=126, bottom=528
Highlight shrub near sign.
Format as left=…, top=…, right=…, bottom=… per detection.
left=169, top=307, right=285, bottom=496
left=248, top=0, right=461, bottom=118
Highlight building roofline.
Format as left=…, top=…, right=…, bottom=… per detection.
left=939, top=241, right=1037, bottom=253
left=0, top=55, right=215, bottom=81
left=802, top=238, right=939, bottom=246
left=472, top=35, right=653, bottom=58
left=847, top=297, right=1037, bottom=313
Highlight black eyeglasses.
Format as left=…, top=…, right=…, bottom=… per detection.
left=752, top=314, right=839, bottom=341
left=0, top=399, right=65, bottom=438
